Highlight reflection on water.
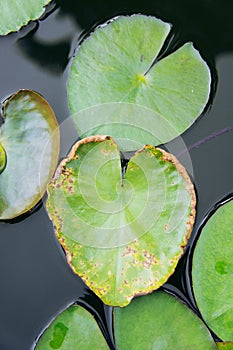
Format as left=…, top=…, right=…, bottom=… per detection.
left=17, top=8, right=81, bottom=74
left=57, top=0, right=233, bottom=56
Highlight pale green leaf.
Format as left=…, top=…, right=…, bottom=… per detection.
left=0, top=90, right=60, bottom=220
left=46, top=135, right=195, bottom=306
left=0, top=0, right=52, bottom=35
left=68, top=14, right=211, bottom=150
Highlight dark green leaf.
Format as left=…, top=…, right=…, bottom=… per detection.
left=36, top=305, right=108, bottom=349
left=114, top=291, right=216, bottom=349
left=192, top=200, right=233, bottom=340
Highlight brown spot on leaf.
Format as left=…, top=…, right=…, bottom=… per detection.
left=61, top=166, right=74, bottom=177
left=122, top=245, right=137, bottom=257
left=95, top=287, right=106, bottom=296
left=66, top=250, right=72, bottom=264
left=52, top=135, right=113, bottom=179
left=169, top=259, right=176, bottom=265
left=101, top=148, right=111, bottom=155
left=65, top=185, right=74, bottom=194
left=142, top=250, right=158, bottom=269
left=139, top=145, right=196, bottom=246
left=53, top=212, right=63, bottom=232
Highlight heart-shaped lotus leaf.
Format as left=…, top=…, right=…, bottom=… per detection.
left=114, top=291, right=216, bottom=349
left=36, top=304, right=109, bottom=349
left=217, top=343, right=233, bottom=349
left=0, top=89, right=60, bottom=220
left=0, top=0, right=52, bottom=36
left=46, top=135, right=196, bottom=306
left=68, top=14, right=211, bottom=150
left=192, top=200, right=233, bottom=341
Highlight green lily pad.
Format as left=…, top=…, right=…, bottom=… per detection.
left=0, top=0, right=52, bottom=36
left=36, top=304, right=109, bottom=349
left=114, top=291, right=216, bottom=349
left=68, top=14, right=211, bottom=149
left=0, top=143, right=6, bottom=174
left=0, top=89, right=60, bottom=220
left=192, top=200, right=233, bottom=341
left=217, top=342, right=233, bottom=349
left=46, top=135, right=196, bottom=306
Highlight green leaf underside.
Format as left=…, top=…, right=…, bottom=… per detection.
left=36, top=305, right=108, bottom=350
left=192, top=200, right=233, bottom=341
left=46, top=135, right=196, bottom=306
left=0, top=0, right=52, bottom=35
left=114, top=291, right=216, bottom=350
left=68, top=14, right=211, bottom=149
left=0, top=90, right=60, bottom=220
left=217, top=343, right=233, bottom=349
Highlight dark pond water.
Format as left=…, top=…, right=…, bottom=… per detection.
left=0, top=0, right=233, bottom=349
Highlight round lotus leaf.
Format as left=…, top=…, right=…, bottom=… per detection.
left=217, top=343, right=233, bottom=349
left=114, top=291, right=216, bottom=349
left=68, top=14, right=211, bottom=149
left=36, top=304, right=108, bottom=349
left=0, top=90, right=60, bottom=220
left=0, top=0, right=52, bottom=36
left=192, top=200, right=233, bottom=341
left=46, top=135, right=196, bottom=306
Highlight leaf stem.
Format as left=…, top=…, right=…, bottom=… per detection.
left=178, top=125, right=233, bottom=158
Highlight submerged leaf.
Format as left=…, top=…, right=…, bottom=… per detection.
left=68, top=14, right=211, bottom=150
left=114, top=291, right=216, bottom=349
left=192, top=200, right=233, bottom=341
left=46, top=135, right=195, bottom=306
left=0, top=0, right=52, bottom=35
left=0, top=90, right=60, bottom=220
left=36, top=304, right=108, bottom=349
